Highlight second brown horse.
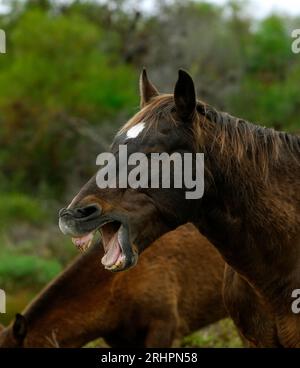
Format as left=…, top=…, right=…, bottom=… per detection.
left=0, top=224, right=227, bottom=348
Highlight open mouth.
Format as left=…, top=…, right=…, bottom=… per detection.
left=71, top=220, right=127, bottom=271
left=99, top=221, right=126, bottom=271
left=59, top=204, right=139, bottom=272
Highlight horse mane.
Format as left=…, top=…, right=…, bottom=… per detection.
left=120, top=94, right=300, bottom=177
left=197, top=102, right=300, bottom=176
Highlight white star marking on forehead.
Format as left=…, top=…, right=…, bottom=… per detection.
left=126, top=122, right=145, bottom=139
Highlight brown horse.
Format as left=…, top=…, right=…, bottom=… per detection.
left=0, top=224, right=227, bottom=348
left=59, top=70, right=300, bottom=347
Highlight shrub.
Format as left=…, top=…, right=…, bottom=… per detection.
left=0, top=252, right=62, bottom=290
left=0, top=193, right=49, bottom=228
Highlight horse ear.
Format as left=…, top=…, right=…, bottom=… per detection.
left=139, top=68, right=159, bottom=108
left=174, top=69, right=196, bottom=121
left=13, top=313, right=27, bottom=342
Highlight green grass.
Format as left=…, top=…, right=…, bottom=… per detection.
left=181, top=319, right=243, bottom=348
left=85, top=319, right=243, bottom=348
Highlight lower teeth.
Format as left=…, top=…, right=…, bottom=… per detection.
left=108, top=260, right=122, bottom=270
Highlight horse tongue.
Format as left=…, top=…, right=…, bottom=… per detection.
left=101, top=232, right=121, bottom=267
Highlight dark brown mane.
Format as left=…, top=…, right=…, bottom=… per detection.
left=120, top=94, right=300, bottom=178
left=199, top=102, right=300, bottom=173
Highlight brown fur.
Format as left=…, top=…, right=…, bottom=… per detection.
left=61, top=70, right=300, bottom=347
left=130, top=96, right=300, bottom=347
left=123, top=76, right=300, bottom=347
left=0, top=224, right=226, bottom=348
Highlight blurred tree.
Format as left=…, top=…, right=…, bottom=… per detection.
left=231, top=15, right=300, bottom=130
left=25, top=0, right=51, bottom=10
left=136, top=0, right=252, bottom=109
left=0, top=0, right=299, bottom=200
left=0, top=6, right=138, bottom=198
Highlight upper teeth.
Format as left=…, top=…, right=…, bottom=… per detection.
left=72, top=233, right=95, bottom=252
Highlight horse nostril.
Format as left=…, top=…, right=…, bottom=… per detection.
left=75, top=208, right=86, bottom=216
left=73, top=204, right=101, bottom=219
left=59, top=204, right=101, bottom=220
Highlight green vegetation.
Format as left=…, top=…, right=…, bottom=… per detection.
left=181, top=319, right=243, bottom=348
left=0, top=193, right=49, bottom=227
left=0, top=252, right=61, bottom=289
left=0, top=4, right=138, bottom=198
left=0, top=1, right=299, bottom=198
left=0, top=192, right=73, bottom=298
left=84, top=319, right=243, bottom=348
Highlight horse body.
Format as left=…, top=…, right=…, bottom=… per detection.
left=0, top=224, right=226, bottom=348
left=58, top=69, right=300, bottom=347
left=197, top=112, right=300, bottom=346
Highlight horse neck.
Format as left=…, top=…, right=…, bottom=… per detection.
left=23, top=246, right=120, bottom=347
left=195, top=116, right=300, bottom=287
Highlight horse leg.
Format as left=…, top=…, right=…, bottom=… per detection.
left=145, top=318, right=178, bottom=348
left=223, top=264, right=279, bottom=347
